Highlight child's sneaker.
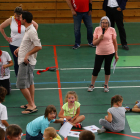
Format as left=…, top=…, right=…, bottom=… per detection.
left=73, top=44, right=80, bottom=49
left=135, top=100, right=140, bottom=104
left=97, top=128, right=106, bottom=133
left=125, top=106, right=130, bottom=111
left=75, top=123, right=82, bottom=129
left=104, top=84, right=109, bottom=92
left=87, top=84, right=94, bottom=92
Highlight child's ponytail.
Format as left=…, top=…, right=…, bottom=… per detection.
left=111, top=95, right=123, bottom=107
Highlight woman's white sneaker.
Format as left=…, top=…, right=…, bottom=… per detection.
left=87, top=84, right=94, bottom=92
left=104, top=84, right=109, bottom=92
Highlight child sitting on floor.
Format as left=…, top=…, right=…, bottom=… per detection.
left=58, top=91, right=85, bottom=128
left=0, top=127, right=5, bottom=140
left=6, top=124, right=22, bottom=140
left=126, top=100, right=140, bottom=112
left=26, top=105, right=64, bottom=140
left=79, top=130, right=95, bottom=140
left=43, top=127, right=61, bottom=140
left=0, top=86, right=9, bottom=131
left=97, top=95, right=126, bottom=133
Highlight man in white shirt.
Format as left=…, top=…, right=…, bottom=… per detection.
left=103, top=0, right=129, bottom=50
left=14, top=11, right=42, bottom=114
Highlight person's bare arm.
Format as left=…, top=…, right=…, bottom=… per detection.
left=32, top=20, right=38, bottom=30
left=58, top=108, right=72, bottom=120
left=113, top=38, right=119, bottom=62
left=0, top=18, right=12, bottom=43
left=54, top=119, right=64, bottom=123
left=1, top=120, right=9, bottom=127
left=66, top=0, right=77, bottom=16
left=3, top=60, right=13, bottom=69
left=105, top=112, right=112, bottom=123
left=14, top=48, right=19, bottom=57
left=93, top=35, right=104, bottom=46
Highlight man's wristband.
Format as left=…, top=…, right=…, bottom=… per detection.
left=89, top=3, right=92, bottom=11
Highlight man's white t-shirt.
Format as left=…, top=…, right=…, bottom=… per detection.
left=18, top=24, right=42, bottom=65
left=0, top=51, right=12, bottom=80
left=0, top=103, right=8, bottom=131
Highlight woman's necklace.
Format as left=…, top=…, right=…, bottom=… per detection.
left=68, top=103, right=75, bottom=117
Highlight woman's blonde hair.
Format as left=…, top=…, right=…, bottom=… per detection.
left=64, top=91, right=78, bottom=103
left=14, top=4, right=23, bottom=15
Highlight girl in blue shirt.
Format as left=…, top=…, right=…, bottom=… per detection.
left=26, top=105, right=63, bottom=140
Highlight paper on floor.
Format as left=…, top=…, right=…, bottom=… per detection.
left=83, top=125, right=99, bottom=133
left=58, top=122, right=73, bottom=138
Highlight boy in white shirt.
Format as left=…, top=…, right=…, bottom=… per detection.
left=0, top=86, right=9, bottom=130
left=0, top=49, right=13, bottom=95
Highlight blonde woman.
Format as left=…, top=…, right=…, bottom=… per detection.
left=0, top=5, right=38, bottom=76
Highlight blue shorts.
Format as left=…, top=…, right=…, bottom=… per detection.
left=26, top=131, right=43, bottom=140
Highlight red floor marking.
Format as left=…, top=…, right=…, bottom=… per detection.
left=53, top=45, right=68, bottom=140
left=0, top=46, right=9, bottom=47
left=22, top=134, right=26, bottom=136
left=22, top=130, right=140, bottom=139
left=53, top=45, right=63, bottom=108
left=106, top=132, right=140, bottom=139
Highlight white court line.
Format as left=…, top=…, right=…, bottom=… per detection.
left=60, top=67, right=140, bottom=70
left=11, top=85, right=140, bottom=91
left=9, top=67, right=140, bottom=72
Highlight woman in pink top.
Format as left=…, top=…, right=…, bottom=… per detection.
left=88, top=16, right=119, bottom=92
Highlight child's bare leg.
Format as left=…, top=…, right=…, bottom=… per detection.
left=73, top=115, right=85, bottom=125
left=132, top=105, right=140, bottom=112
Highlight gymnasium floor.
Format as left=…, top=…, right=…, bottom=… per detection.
left=0, top=22, right=140, bottom=140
